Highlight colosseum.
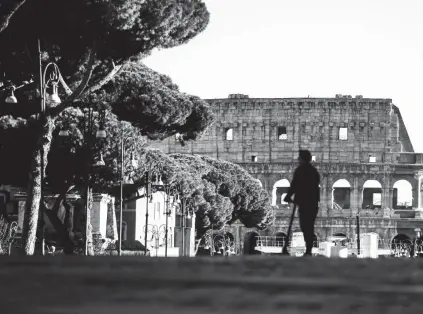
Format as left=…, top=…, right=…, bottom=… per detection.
left=150, top=94, right=423, bottom=255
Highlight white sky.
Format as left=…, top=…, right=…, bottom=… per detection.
left=144, top=0, right=423, bottom=152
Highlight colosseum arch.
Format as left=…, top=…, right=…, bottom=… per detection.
left=392, top=179, right=413, bottom=209
left=213, top=232, right=235, bottom=256
left=243, top=231, right=261, bottom=255
left=332, top=179, right=351, bottom=210
left=272, top=179, right=290, bottom=208
left=274, top=231, right=287, bottom=246
left=362, top=180, right=382, bottom=209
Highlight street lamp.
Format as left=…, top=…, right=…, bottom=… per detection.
left=81, top=102, right=106, bottom=256
left=0, top=39, right=62, bottom=255
left=154, top=177, right=172, bottom=257
left=37, top=40, right=64, bottom=256
left=174, top=193, right=186, bottom=257
left=118, top=129, right=138, bottom=256
left=143, top=175, right=173, bottom=257
left=61, top=99, right=107, bottom=255
left=143, top=170, right=160, bottom=256
left=203, top=230, right=235, bottom=257
left=4, top=86, right=18, bottom=103
left=143, top=224, right=166, bottom=257
left=414, top=228, right=422, bottom=257
left=174, top=189, right=192, bottom=257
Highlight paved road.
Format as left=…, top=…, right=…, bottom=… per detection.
left=1, top=256, right=423, bottom=314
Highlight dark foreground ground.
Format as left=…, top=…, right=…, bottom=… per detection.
left=1, top=256, right=423, bottom=314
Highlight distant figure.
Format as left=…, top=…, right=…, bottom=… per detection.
left=284, top=150, right=320, bottom=256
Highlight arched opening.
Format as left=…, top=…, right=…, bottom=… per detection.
left=272, top=179, right=290, bottom=209
left=362, top=180, right=382, bottom=209
left=212, top=233, right=234, bottom=256
left=243, top=231, right=260, bottom=255
left=332, top=179, right=351, bottom=210
left=331, top=232, right=347, bottom=245
left=225, top=128, right=233, bottom=141
left=313, top=234, right=319, bottom=247
left=392, top=180, right=413, bottom=209
left=391, top=234, right=412, bottom=257
left=274, top=231, right=287, bottom=247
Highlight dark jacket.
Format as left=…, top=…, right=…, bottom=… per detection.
left=285, top=162, right=320, bottom=207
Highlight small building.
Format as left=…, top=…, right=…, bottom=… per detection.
left=0, top=184, right=196, bottom=257
left=117, top=187, right=196, bottom=257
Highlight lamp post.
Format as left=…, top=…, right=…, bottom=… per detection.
left=58, top=101, right=106, bottom=256
left=80, top=100, right=106, bottom=256
left=175, top=193, right=187, bottom=257
left=174, top=188, right=191, bottom=257
left=1, top=40, right=63, bottom=255
left=154, top=178, right=172, bottom=257
left=414, top=227, right=421, bottom=258
left=143, top=170, right=159, bottom=256
left=37, top=40, right=65, bottom=256
left=143, top=224, right=166, bottom=257
left=118, top=129, right=138, bottom=256
left=356, top=214, right=361, bottom=256
left=203, top=230, right=235, bottom=257
left=144, top=175, right=173, bottom=257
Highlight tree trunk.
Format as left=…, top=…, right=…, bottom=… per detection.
left=21, top=117, right=55, bottom=255
left=193, top=238, right=202, bottom=256
left=63, top=199, right=74, bottom=254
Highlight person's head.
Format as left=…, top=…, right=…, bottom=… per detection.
left=298, top=150, right=312, bottom=164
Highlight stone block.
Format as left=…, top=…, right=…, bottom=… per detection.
left=414, top=209, right=423, bottom=219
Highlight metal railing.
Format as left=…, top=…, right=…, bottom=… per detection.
left=255, top=236, right=319, bottom=249
left=256, top=236, right=423, bottom=257
left=0, top=218, right=18, bottom=255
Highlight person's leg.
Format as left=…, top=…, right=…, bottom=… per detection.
left=299, top=207, right=317, bottom=255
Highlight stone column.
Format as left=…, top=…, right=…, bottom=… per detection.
left=106, top=197, right=118, bottom=240
left=412, top=187, right=418, bottom=208
left=326, top=177, right=333, bottom=217
left=350, top=176, right=359, bottom=215
left=414, top=170, right=423, bottom=208
left=91, top=194, right=114, bottom=239
left=381, top=188, right=389, bottom=209
left=320, top=175, right=328, bottom=217
left=14, top=194, right=26, bottom=234
left=358, top=187, right=364, bottom=212
left=420, top=176, right=423, bottom=208
left=387, top=188, right=394, bottom=209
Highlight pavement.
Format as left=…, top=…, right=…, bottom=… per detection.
left=1, top=256, right=423, bottom=314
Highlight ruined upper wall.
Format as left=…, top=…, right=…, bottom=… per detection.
left=149, top=95, right=413, bottom=164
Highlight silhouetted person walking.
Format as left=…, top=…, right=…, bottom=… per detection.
left=284, top=150, right=320, bottom=256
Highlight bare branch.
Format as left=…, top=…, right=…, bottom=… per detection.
left=0, top=0, right=27, bottom=34
left=84, top=61, right=126, bottom=94
left=48, top=54, right=128, bottom=118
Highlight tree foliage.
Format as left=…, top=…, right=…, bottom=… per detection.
left=0, top=0, right=212, bottom=254
left=0, top=0, right=209, bottom=85
left=136, top=151, right=275, bottom=238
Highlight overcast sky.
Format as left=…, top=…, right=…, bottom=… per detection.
left=144, top=0, right=423, bottom=152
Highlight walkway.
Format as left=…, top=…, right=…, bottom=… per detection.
left=1, top=256, right=422, bottom=313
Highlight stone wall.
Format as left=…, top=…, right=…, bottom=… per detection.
left=148, top=95, right=423, bottom=251
left=151, top=96, right=406, bottom=164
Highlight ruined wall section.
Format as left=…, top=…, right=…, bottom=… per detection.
left=150, top=96, right=395, bottom=165
left=392, top=105, right=414, bottom=152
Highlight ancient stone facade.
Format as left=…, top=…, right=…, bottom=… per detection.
left=149, top=94, right=423, bottom=253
